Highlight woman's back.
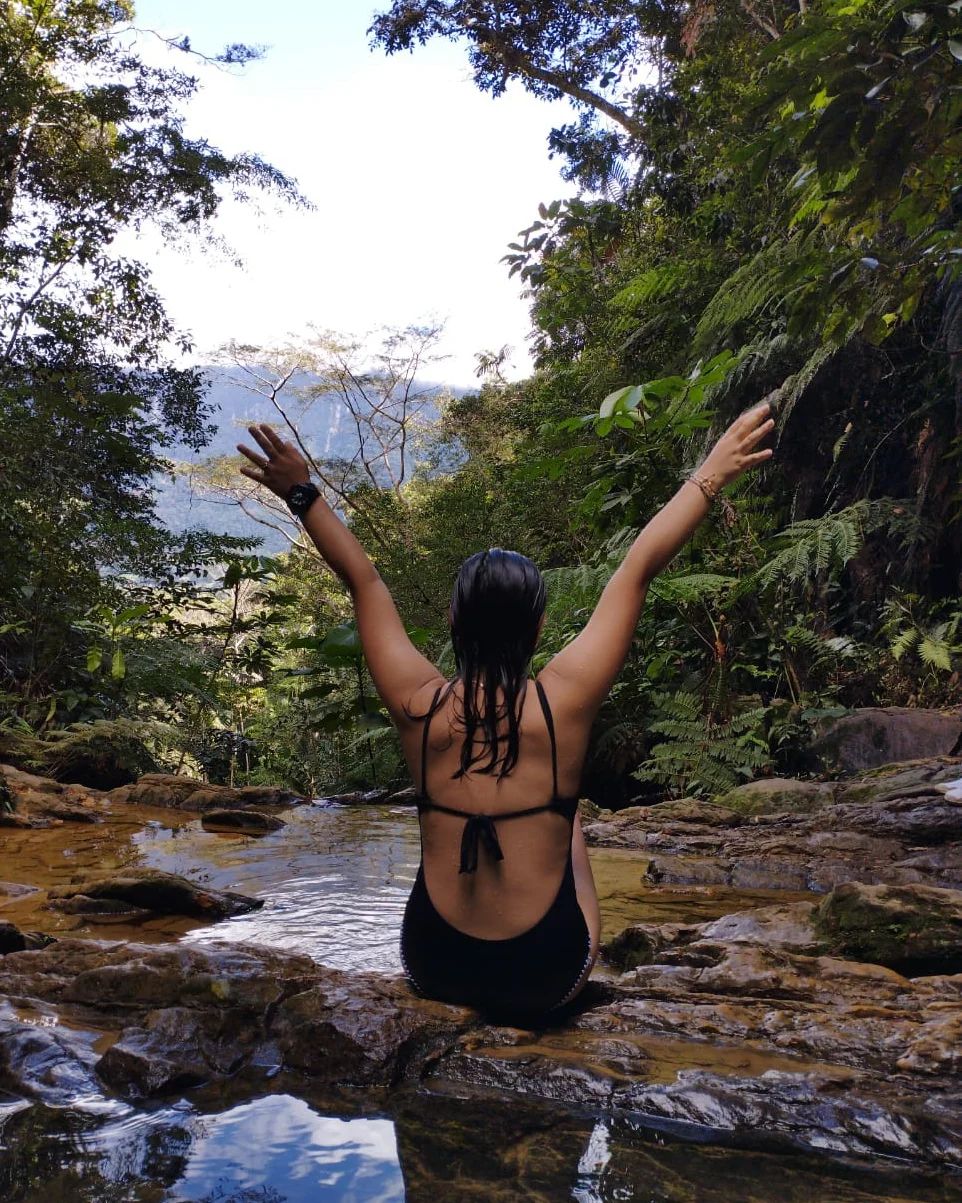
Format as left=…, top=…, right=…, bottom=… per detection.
left=399, top=673, right=597, bottom=1017
left=410, top=675, right=586, bottom=941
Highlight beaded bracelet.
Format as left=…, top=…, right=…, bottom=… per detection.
left=686, top=471, right=719, bottom=504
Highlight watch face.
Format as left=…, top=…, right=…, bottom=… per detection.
left=287, top=483, right=318, bottom=515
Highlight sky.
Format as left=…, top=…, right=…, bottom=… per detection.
left=129, top=1, right=574, bottom=386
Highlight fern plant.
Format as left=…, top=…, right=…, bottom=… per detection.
left=882, top=593, right=962, bottom=678
left=753, top=499, right=922, bottom=588
left=634, top=691, right=769, bottom=798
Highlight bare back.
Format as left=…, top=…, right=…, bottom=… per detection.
left=399, top=675, right=599, bottom=944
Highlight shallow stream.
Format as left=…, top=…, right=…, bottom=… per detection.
left=1, top=800, right=960, bottom=1202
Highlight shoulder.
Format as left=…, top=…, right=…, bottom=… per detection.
left=534, top=667, right=595, bottom=726
left=398, top=675, right=451, bottom=729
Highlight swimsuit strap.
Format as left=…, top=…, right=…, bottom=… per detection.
left=534, top=678, right=559, bottom=801
left=419, top=685, right=443, bottom=799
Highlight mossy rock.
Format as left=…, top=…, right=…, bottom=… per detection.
left=814, top=881, right=962, bottom=975
left=37, top=718, right=159, bottom=789
left=716, top=778, right=836, bottom=817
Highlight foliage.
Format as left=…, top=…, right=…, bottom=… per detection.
left=0, top=1, right=301, bottom=724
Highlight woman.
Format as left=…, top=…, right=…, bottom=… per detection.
left=237, top=401, right=774, bottom=1020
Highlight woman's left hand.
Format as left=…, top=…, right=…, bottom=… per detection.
left=236, top=423, right=311, bottom=499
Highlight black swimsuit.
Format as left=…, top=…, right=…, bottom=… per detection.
left=400, top=679, right=592, bottom=1020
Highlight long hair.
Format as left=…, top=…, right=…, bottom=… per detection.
left=441, top=547, right=546, bottom=781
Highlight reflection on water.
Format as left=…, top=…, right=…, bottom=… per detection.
left=2, top=1090, right=959, bottom=1203
left=137, top=804, right=420, bottom=972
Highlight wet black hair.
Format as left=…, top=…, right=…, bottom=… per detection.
left=435, top=547, right=547, bottom=780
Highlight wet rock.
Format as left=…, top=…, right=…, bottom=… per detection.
left=0, top=1007, right=107, bottom=1105
left=0, top=940, right=317, bottom=1014
left=98, top=1006, right=259, bottom=1096
left=0, top=922, right=54, bottom=954
left=586, top=757, right=962, bottom=893
left=0, top=938, right=960, bottom=1168
left=717, top=779, right=837, bottom=816
left=104, top=772, right=304, bottom=813
left=46, top=869, right=263, bottom=920
left=0, top=764, right=105, bottom=827
left=273, top=974, right=470, bottom=1087
left=814, top=882, right=962, bottom=975
left=616, top=1069, right=953, bottom=1165
left=810, top=707, right=962, bottom=775
left=200, top=809, right=286, bottom=835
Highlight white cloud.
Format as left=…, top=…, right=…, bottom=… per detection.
left=125, top=24, right=573, bottom=386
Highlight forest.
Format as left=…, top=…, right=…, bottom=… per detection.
left=3, top=3, right=962, bottom=1198
left=2, top=0, right=961, bottom=805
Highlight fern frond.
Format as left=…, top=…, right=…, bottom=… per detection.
left=650, top=572, right=738, bottom=605
left=919, top=635, right=953, bottom=671
left=756, top=499, right=924, bottom=589
left=693, top=234, right=822, bottom=354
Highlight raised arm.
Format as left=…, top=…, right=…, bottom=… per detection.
left=236, top=424, right=441, bottom=721
left=540, top=402, right=775, bottom=717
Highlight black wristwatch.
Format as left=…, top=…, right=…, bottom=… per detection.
left=285, top=481, right=321, bottom=520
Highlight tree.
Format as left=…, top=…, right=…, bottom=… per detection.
left=0, top=0, right=304, bottom=720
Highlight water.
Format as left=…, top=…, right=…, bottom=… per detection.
left=2, top=801, right=958, bottom=1201
left=1, top=1089, right=959, bottom=1203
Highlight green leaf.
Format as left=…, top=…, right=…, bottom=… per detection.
left=110, top=647, right=126, bottom=679
left=599, top=386, right=634, bottom=418
left=86, top=647, right=103, bottom=672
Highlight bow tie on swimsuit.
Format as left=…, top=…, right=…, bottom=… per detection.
left=458, top=813, right=505, bottom=874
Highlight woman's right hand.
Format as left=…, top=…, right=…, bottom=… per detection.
left=698, top=401, right=775, bottom=491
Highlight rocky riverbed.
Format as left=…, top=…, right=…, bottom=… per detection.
left=1, top=741, right=962, bottom=1198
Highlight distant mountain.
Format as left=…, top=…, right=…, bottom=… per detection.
left=152, top=368, right=455, bottom=556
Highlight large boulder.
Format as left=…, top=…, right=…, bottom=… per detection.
left=810, top=707, right=962, bottom=774
left=585, top=758, right=962, bottom=893
left=0, top=763, right=105, bottom=827
left=716, top=778, right=837, bottom=816
left=606, top=883, right=962, bottom=976
left=45, top=868, right=263, bottom=920
left=814, top=882, right=962, bottom=975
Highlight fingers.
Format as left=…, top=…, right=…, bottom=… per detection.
left=238, top=464, right=266, bottom=483
left=743, top=448, right=774, bottom=467
left=743, top=416, right=776, bottom=450
left=236, top=442, right=268, bottom=468
left=245, top=424, right=278, bottom=456
left=255, top=423, right=287, bottom=452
